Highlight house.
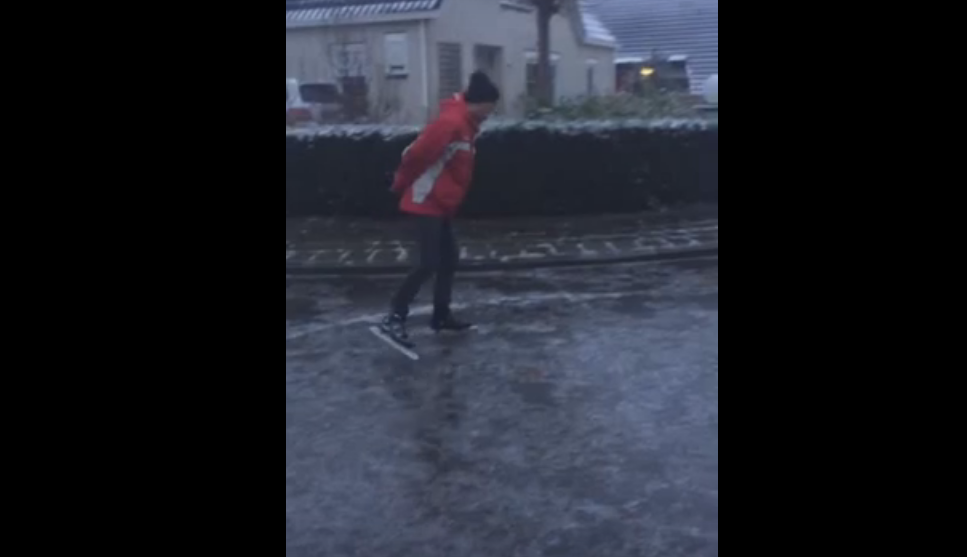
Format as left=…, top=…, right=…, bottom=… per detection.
left=589, top=0, right=719, bottom=97
left=285, top=0, right=617, bottom=123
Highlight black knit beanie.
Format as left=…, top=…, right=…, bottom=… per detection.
left=464, top=71, right=501, bottom=104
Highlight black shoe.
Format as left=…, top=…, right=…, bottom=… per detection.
left=431, top=313, right=474, bottom=333
left=379, top=314, right=414, bottom=348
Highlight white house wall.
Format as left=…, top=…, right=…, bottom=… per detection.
left=430, top=0, right=615, bottom=116
left=285, top=20, right=430, bottom=123
left=285, top=1, right=617, bottom=124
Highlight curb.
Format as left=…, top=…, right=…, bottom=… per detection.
left=285, top=244, right=718, bottom=277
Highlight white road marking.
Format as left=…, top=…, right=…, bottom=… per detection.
left=286, top=289, right=654, bottom=341
left=368, top=326, right=420, bottom=361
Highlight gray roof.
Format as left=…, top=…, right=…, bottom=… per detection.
left=286, top=0, right=442, bottom=26
left=579, top=2, right=618, bottom=48
left=589, top=0, right=718, bottom=94
left=287, top=1, right=616, bottom=49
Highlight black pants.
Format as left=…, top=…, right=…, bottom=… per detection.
left=391, top=216, right=460, bottom=319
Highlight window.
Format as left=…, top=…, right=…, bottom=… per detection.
left=640, top=55, right=692, bottom=93
left=660, top=57, right=691, bottom=93
left=328, top=42, right=367, bottom=78
left=384, top=33, right=409, bottom=77
left=299, top=83, right=340, bottom=104
left=438, top=43, right=463, bottom=102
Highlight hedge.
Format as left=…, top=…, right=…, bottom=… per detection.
left=285, top=120, right=718, bottom=218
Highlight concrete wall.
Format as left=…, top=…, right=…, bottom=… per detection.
left=285, top=20, right=431, bottom=124
left=581, top=44, right=617, bottom=97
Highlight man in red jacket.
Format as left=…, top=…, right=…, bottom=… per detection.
left=378, top=71, right=500, bottom=350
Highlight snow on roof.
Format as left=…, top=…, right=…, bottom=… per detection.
left=286, top=0, right=442, bottom=26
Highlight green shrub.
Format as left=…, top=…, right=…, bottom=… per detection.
left=522, top=92, right=709, bottom=121
left=285, top=120, right=718, bottom=219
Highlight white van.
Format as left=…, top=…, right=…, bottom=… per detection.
left=286, top=78, right=311, bottom=126
left=286, top=78, right=344, bottom=125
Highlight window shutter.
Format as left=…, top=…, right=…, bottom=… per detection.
left=384, top=33, right=409, bottom=76
left=438, top=43, right=463, bottom=102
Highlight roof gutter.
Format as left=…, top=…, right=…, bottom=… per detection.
left=615, top=54, right=690, bottom=65
left=583, top=37, right=617, bottom=49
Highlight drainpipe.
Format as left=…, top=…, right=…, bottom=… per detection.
left=420, top=19, right=430, bottom=123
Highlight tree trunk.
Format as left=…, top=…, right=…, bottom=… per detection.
left=536, top=7, right=554, bottom=108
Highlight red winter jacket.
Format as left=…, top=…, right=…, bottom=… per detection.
left=392, top=95, right=479, bottom=217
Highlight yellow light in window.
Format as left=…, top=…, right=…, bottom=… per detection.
left=640, top=67, right=656, bottom=77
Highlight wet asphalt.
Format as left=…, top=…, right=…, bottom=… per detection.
left=286, top=259, right=719, bottom=557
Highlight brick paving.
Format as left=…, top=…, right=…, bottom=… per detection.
left=285, top=209, right=718, bottom=275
